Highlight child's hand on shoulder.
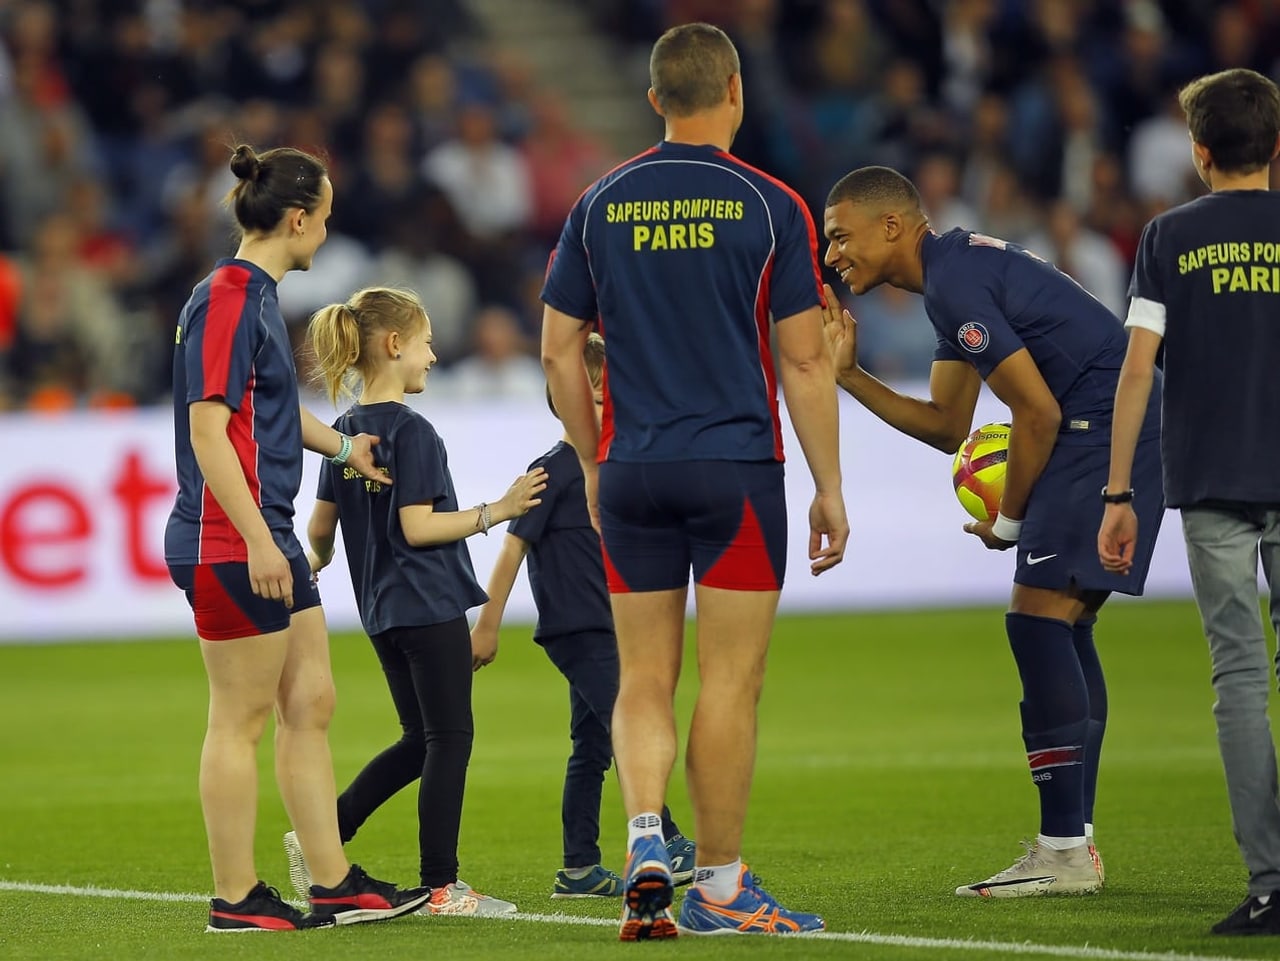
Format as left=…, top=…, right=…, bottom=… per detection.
left=498, top=468, right=549, bottom=521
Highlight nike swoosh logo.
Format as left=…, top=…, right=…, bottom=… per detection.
left=1026, top=554, right=1058, bottom=565
left=1251, top=903, right=1273, bottom=920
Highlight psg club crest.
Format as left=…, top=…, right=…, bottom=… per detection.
left=958, top=322, right=989, bottom=353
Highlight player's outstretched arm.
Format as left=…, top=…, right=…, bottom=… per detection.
left=1099, top=327, right=1162, bottom=574
left=471, top=533, right=530, bottom=671
left=298, top=403, right=389, bottom=486
left=822, top=283, right=982, bottom=453
left=776, top=305, right=848, bottom=574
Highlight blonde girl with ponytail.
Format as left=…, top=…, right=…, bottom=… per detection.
left=299, top=287, right=546, bottom=916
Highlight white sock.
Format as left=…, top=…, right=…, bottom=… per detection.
left=1038, top=833, right=1087, bottom=851
left=1259, top=893, right=1272, bottom=905
left=1084, top=822, right=1094, bottom=840
left=626, top=812, right=663, bottom=849
left=692, top=860, right=742, bottom=902
left=563, top=866, right=594, bottom=879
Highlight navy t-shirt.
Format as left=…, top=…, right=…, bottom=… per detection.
left=166, top=258, right=303, bottom=564
left=1127, top=190, right=1280, bottom=507
left=316, top=402, right=487, bottom=635
left=507, top=441, right=613, bottom=641
left=925, top=228, right=1160, bottom=447
left=542, top=140, right=825, bottom=464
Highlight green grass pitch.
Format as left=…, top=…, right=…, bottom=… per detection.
left=1, top=599, right=1276, bottom=960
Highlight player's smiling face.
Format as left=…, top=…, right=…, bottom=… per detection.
left=823, top=199, right=891, bottom=295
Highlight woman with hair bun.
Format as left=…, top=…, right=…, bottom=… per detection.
left=164, top=144, right=430, bottom=932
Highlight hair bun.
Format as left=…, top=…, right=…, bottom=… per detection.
left=229, top=144, right=261, bottom=182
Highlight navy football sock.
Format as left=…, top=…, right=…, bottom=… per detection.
left=1006, top=612, right=1089, bottom=839
left=1072, top=615, right=1107, bottom=827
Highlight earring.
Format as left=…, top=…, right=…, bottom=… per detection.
left=394, top=352, right=401, bottom=359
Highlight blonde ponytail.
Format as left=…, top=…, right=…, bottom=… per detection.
left=308, top=303, right=362, bottom=405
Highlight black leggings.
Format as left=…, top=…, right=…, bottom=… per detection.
left=336, top=618, right=473, bottom=888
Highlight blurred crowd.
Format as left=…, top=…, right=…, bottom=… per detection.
left=0, top=0, right=602, bottom=411
left=0, top=0, right=1275, bottom=411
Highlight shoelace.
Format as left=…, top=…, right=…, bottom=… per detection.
left=986, top=840, right=1044, bottom=882
left=241, top=883, right=304, bottom=918
left=346, top=864, right=397, bottom=899
left=742, top=872, right=781, bottom=909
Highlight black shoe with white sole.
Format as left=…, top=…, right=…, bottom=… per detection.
left=207, top=882, right=334, bottom=932
left=309, top=864, right=431, bottom=925
left=1212, top=892, right=1280, bottom=936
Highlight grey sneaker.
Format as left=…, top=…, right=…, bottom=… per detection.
left=956, top=840, right=1102, bottom=898
left=283, top=831, right=311, bottom=901
left=421, top=880, right=517, bottom=917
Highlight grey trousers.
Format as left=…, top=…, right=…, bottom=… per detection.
left=1182, top=505, right=1280, bottom=894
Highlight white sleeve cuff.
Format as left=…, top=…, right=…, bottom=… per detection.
left=1124, top=296, right=1166, bottom=336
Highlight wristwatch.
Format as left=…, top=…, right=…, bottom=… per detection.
left=1100, top=487, right=1134, bottom=504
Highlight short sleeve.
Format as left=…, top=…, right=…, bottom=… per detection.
left=932, top=332, right=963, bottom=363
left=391, top=417, right=449, bottom=508
left=542, top=199, right=598, bottom=322
left=926, top=269, right=1023, bottom=379
left=507, top=492, right=551, bottom=544
left=183, top=270, right=260, bottom=409
left=1125, top=220, right=1167, bottom=336
left=767, top=189, right=825, bottom=321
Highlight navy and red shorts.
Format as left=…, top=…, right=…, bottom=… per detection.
left=598, top=460, right=786, bottom=593
left=169, top=548, right=321, bottom=641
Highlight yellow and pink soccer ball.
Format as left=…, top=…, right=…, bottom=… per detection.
left=951, top=423, right=1010, bottom=522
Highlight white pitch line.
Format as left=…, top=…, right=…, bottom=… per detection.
left=0, top=880, right=1250, bottom=961
left=0, top=880, right=207, bottom=903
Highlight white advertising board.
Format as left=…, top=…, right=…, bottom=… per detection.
left=0, top=387, right=1193, bottom=644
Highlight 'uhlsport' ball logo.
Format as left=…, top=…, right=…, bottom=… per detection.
left=958, top=322, right=989, bottom=352
left=952, top=422, right=1009, bottom=521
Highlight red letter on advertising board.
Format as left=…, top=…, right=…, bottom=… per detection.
left=0, top=485, right=92, bottom=587
left=111, top=449, right=173, bottom=581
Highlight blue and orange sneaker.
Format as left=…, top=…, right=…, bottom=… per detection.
left=619, top=835, right=677, bottom=941
left=677, top=865, right=825, bottom=936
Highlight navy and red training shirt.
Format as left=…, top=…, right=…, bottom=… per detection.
left=542, top=140, right=825, bottom=464
left=165, top=258, right=303, bottom=565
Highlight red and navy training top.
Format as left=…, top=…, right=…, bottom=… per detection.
left=165, top=258, right=303, bottom=565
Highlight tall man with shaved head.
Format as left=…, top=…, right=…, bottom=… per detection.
left=822, top=166, right=1164, bottom=898
left=541, top=22, right=847, bottom=939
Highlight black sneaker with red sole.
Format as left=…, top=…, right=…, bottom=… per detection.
left=309, top=864, right=431, bottom=925
left=207, top=881, right=335, bottom=932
